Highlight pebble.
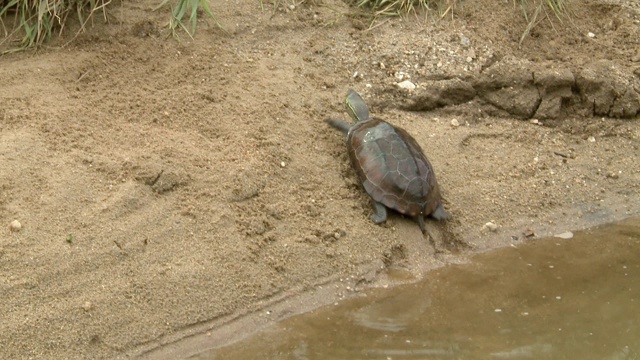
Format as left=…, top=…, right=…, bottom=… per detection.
left=82, top=301, right=93, bottom=311
left=588, top=136, right=596, bottom=143
left=280, top=161, right=286, bottom=168
left=587, top=32, right=596, bottom=38
left=483, top=221, right=498, bottom=232
left=450, top=119, right=460, bottom=127
left=9, top=220, right=22, bottom=232
left=460, top=35, right=470, bottom=48
left=396, top=80, right=416, bottom=90
left=554, top=231, right=574, bottom=239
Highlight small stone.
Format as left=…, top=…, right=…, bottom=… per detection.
left=523, top=228, right=535, bottom=238
left=280, top=161, right=286, bottom=168
left=460, top=35, right=470, bottom=47
left=450, top=119, right=460, bottom=127
left=82, top=301, right=93, bottom=311
left=587, top=32, right=596, bottom=38
left=554, top=231, right=574, bottom=239
left=379, top=62, right=386, bottom=70
left=606, top=172, right=619, bottom=179
left=587, top=136, right=596, bottom=143
left=483, top=221, right=498, bottom=232
left=9, top=220, right=21, bottom=232
left=530, top=119, right=539, bottom=125
left=397, top=80, right=416, bottom=90
left=466, top=56, right=473, bottom=63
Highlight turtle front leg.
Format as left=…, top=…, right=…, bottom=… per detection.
left=430, top=203, right=451, bottom=221
left=417, top=215, right=426, bottom=234
left=370, top=202, right=388, bottom=224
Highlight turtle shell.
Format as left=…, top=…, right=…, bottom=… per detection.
left=346, top=118, right=442, bottom=218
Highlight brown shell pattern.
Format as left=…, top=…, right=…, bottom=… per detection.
left=347, top=118, right=442, bottom=217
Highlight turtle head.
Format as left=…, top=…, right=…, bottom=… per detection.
left=345, top=89, right=371, bottom=123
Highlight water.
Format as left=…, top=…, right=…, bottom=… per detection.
left=193, top=218, right=640, bottom=359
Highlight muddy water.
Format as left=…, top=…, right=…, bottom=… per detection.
left=193, top=218, right=640, bottom=360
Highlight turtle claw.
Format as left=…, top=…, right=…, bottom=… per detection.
left=370, top=202, right=388, bottom=224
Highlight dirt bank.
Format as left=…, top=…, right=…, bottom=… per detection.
left=1, top=0, right=639, bottom=358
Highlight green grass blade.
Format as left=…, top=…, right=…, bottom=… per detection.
left=190, top=0, right=198, bottom=34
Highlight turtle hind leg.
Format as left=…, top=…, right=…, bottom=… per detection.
left=431, top=204, right=451, bottom=221
left=370, top=202, right=388, bottom=224
left=418, top=214, right=443, bottom=254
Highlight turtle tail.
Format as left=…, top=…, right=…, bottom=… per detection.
left=325, top=118, right=351, bottom=135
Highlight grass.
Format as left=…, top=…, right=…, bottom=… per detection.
left=0, top=0, right=110, bottom=53
left=0, top=0, right=221, bottom=52
left=153, top=0, right=222, bottom=40
left=0, top=0, right=569, bottom=52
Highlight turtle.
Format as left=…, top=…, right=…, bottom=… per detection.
left=326, top=89, right=450, bottom=233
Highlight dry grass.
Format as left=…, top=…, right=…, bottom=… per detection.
left=353, top=0, right=452, bottom=17
left=517, top=0, right=571, bottom=44
left=353, top=0, right=570, bottom=41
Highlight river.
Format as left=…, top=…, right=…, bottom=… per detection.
left=193, top=217, right=640, bottom=359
